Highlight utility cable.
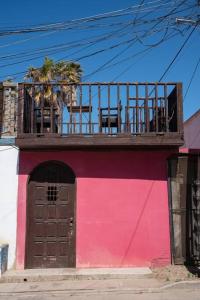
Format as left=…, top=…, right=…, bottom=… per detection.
left=184, top=54, right=200, bottom=100
left=0, top=0, right=182, bottom=36
left=158, top=24, right=197, bottom=83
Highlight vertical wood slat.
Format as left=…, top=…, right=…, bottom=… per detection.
left=179, top=156, right=188, bottom=261
left=31, top=86, right=35, bottom=134
left=161, top=85, right=165, bottom=131
left=176, top=82, right=183, bottom=134
left=50, top=85, right=54, bottom=133
left=140, top=107, right=142, bottom=132
left=108, top=84, right=111, bottom=134
left=69, top=85, right=73, bottom=134
left=79, top=85, right=82, bottom=134
left=117, top=84, right=120, bottom=133
left=169, top=156, right=188, bottom=264
left=187, top=156, right=200, bottom=264
left=40, top=86, right=44, bottom=134
left=89, top=85, right=92, bottom=134
left=126, top=84, right=129, bottom=133
left=145, top=84, right=149, bottom=132
left=26, top=88, right=30, bottom=134
left=98, top=85, right=101, bottom=133
left=132, top=107, right=135, bottom=133
left=60, top=86, right=63, bottom=135
left=164, top=84, right=169, bottom=132
left=155, top=83, right=158, bottom=132
left=151, top=97, right=154, bottom=132
left=136, top=84, right=139, bottom=133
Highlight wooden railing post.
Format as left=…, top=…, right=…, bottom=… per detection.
left=17, top=83, right=24, bottom=136
left=31, top=85, right=35, bottom=134
left=89, top=84, right=92, bottom=134
left=126, top=84, right=130, bottom=133
left=164, top=84, right=169, bottom=132
left=176, top=82, right=183, bottom=134
left=145, top=83, right=149, bottom=132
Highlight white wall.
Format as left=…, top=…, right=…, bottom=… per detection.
left=0, top=146, right=18, bottom=269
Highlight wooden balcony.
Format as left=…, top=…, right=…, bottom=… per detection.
left=16, top=82, right=184, bottom=149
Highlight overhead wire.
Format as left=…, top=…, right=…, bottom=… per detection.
left=83, top=0, right=147, bottom=80
left=0, top=0, right=197, bottom=80
left=86, top=25, right=189, bottom=77
left=0, top=26, right=134, bottom=68
left=0, top=0, right=195, bottom=64
left=0, top=24, right=133, bottom=60
left=83, top=0, right=191, bottom=79
left=0, top=0, right=185, bottom=36
left=184, top=54, right=200, bottom=100
left=157, top=25, right=197, bottom=83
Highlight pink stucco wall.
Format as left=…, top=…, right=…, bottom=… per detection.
left=16, top=150, right=173, bottom=269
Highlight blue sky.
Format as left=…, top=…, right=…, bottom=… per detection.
left=0, top=0, right=199, bottom=119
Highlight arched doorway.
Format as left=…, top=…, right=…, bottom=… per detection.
left=26, top=161, right=76, bottom=269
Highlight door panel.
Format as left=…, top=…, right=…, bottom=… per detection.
left=26, top=162, right=76, bottom=269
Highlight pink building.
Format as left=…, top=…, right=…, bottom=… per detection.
left=15, top=82, right=183, bottom=269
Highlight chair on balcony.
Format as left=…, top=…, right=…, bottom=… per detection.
left=149, top=107, right=166, bottom=132
left=99, top=102, right=122, bottom=133
left=35, top=107, right=59, bottom=134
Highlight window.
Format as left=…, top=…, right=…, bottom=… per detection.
left=47, top=186, right=57, bottom=201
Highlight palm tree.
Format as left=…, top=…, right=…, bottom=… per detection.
left=25, top=57, right=82, bottom=133
left=25, top=57, right=82, bottom=105
left=53, top=61, right=82, bottom=106
left=54, top=61, right=82, bottom=83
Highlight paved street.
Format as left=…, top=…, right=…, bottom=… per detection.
left=0, top=279, right=200, bottom=300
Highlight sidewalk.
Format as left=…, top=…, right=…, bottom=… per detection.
left=0, top=277, right=200, bottom=296
left=0, top=266, right=199, bottom=296
left=0, top=277, right=165, bottom=296
left=0, top=268, right=159, bottom=295
left=0, top=267, right=152, bottom=283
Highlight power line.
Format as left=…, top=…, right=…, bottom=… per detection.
left=0, top=1, right=195, bottom=61
left=0, top=0, right=196, bottom=80
left=0, top=0, right=183, bottom=36
left=90, top=27, right=188, bottom=76
left=83, top=0, right=191, bottom=80
left=184, top=54, right=200, bottom=100
left=158, top=24, right=197, bottom=82
left=0, top=27, right=133, bottom=69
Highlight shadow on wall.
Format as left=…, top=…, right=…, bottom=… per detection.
left=17, top=150, right=174, bottom=181
left=120, top=181, right=155, bottom=265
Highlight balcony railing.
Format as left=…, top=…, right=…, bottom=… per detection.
left=17, top=82, right=183, bottom=139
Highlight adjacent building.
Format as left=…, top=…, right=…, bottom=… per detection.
left=169, top=109, right=200, bottom=265
left=0, top=82, right=19, bottom=269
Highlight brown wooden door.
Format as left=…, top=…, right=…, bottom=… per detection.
left=26, top=161, right=76, bottom=269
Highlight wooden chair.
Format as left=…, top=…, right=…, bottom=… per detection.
left=35, top=107, right=59, bottom=134
left=99, top=102, right=122, bottom=133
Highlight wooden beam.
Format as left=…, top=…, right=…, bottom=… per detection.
left=16, top=133, right=184, bottom=149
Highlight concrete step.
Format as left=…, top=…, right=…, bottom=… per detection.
left=1, top=268, right=152, bottom=283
